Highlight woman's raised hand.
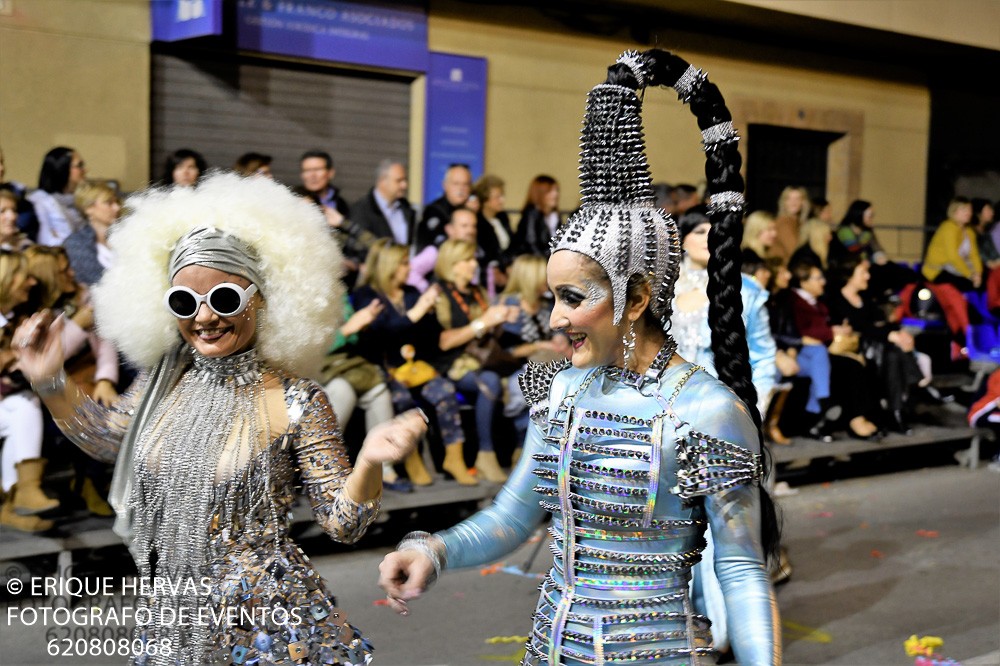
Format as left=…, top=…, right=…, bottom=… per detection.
left=357, top=408, right=428, bottom=465
left=12, top=310, right=65, bottom=385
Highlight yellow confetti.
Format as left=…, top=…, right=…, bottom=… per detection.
left=782, top=620, right=833, bottom=643
left=485, top=636, right=529, bottom=644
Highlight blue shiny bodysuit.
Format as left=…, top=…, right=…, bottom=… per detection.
left=436, top=352, right=779, bottom=665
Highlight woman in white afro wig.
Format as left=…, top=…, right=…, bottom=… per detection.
left=95, top=171, right=342, bottom=376
left=13, top=171, right=427, bottom=665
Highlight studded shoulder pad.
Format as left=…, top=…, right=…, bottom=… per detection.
left=518, top=359, right=572, bottom=423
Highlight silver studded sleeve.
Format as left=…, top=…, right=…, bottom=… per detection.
left=50, top=375, right=148, bottom=464
left=289, top=379, right=380, bottom=544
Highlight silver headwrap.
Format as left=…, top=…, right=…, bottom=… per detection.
left=551, top=62, right=682, bottom=328
left=168, top=226, right=265, bottom=289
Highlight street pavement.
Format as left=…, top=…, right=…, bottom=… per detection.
left=1, top=465, right=998, bottom=665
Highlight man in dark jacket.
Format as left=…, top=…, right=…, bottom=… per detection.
left=351, top=160, right=415, bottom=245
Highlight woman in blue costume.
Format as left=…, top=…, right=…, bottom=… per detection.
left=379, top=48, right=781, bottom=665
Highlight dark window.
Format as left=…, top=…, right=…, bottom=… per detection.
left=746, top=124, right=844, bottom=214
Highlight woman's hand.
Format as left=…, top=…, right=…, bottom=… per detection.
left=12, top=311, right=65, bottom=385
left=377, top=549, right=437, bottom=615
left=408, top=284, right=440, bottom=322
left=341, top=300, right=384, bottom=337
left=357, top=409, right=428, bottom=466
left=92, top=379, right=119, bottom=407
left=482, top=304, right=512, bottom=329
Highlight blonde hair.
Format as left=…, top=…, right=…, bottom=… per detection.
left=777, top=186, right=811, bottom=224
left=74, top=180, right=119, bottom=214
left=501, top=254, right=547, bottom=307
left=0, top=250, right=28, bottom=313
left=798, top=218, right=832, bottom=268
left=363, top=239, right=409, bottom=294
left=741, top=210, right=775, bottom=258
left=93, top=171, right=345, bottom=375
left=24, top=245, right=73, bottom=310
left=434, top=239, right=476, bottom=283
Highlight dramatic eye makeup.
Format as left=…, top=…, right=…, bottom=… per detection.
left=553, top=280, right=609, bottom=310
left=554, top=285, right=587, bottom=306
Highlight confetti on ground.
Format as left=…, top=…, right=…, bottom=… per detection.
left=500, top=565, right=545, bottom=579
left=480, top=563, right=504, bottom=575
left=809, top=511, right=834, bottom=518
left=905, top=634, right=944, bottom=657
left=916, top=529, right=940, bottom=538
left=859, top=522, right=870, bottom=529
left=372, top=598, right=390, bottom=606
left=782, top=620, right=833, bottom=643
left=871, top=549, right=884, bottom=559
left=485, top=636, right=529, bottom=644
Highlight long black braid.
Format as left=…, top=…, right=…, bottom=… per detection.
left=606, top=49, right=781, bottom=561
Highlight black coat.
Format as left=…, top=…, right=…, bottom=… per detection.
left=351, top=189, right=416, bottom=245
left=415, top=196, right=457, bottom=252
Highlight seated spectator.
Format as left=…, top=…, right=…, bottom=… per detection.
left=773, top=186, right=811, bottom=262
left=351, top=160, right=414, bottom=246
left=319, top=293, right=410, bottom=491
left=232, top=152, right=273, bottom=178
left=497, top=254, right=564, bottom=448
left=789, top=218, right=832, bottom=270
left=65, top=181, right=121, bottom=286
left=511, top=175, right=561, bottom=257
left=812, top=197, right=835, bottom=228
left=826, top=255, right=924, bottom=433
left=671, top=183, right=701, bottom=216
left=922, top=197, right=981, bottom=292
left=1, top=190, right=33, bottom=251
left=27, top=147, right=87, bottom=245
left=160, top=148, right=206, bottom=188
left=741, top=210, right=778, bottom=263
left=789, top=261, right=880, bottom=439
left=741, top=248, right=772, bottom=290
left=763, top=259, right=799, bottom=444
left=408, top=207, right=479, bottom=292
left=973, top=198, right=1000, bottom=272
left=474, top=174, right=514, bottom=293
left=832, top=199, right=918, bottom=299
left=25, top=246, right=122, bottom=517
left=0, top=250, right=55, bottom=532
left=353, top=240, right=474, bottom=485
left=0, top=149, right=37, bottom=240
left=415, top=163, right=472, bottom=252
left=433, top=239, right=519, bottom=483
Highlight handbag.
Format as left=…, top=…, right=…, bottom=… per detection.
left=319, top=352, right=384, bottom=394
left=390, top=360, right=438, bottom=388
left=463, top=333, right=523, bottom=377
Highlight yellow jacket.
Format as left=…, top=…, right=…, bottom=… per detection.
left=922, top=219, right=982, bottom=281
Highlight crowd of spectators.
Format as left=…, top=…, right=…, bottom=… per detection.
left=2, top=144, right=998, bottom=533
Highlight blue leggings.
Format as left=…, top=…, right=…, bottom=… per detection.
left=455, top=370, right=502, bottom=451
left=796, top=344, right=831, bottom=414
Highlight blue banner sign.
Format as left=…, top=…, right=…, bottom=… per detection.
left=236, top=0, right=428, bottom=72
left=423, top=52, right=488, bottom=205
left=152, top=0, right=223, bottom=42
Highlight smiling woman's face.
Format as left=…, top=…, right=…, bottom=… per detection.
left=547, top=250, right=622, bottom=369
left=171, top=264, right=260, bottom=357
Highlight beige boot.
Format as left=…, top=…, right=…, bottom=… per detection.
left=1, top=490, right=54, bottom=532
left=441, top=443, right=478, bottom=485
left=78, top=477, right=114, bottom=517
left=403, top=448, right=434, bottom=487
left=475, top=451, right=508, bottom=484
left=13, top=458, right=59, bottom=516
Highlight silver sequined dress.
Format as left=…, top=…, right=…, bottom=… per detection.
left=57, top=348, right=379, bottom=666
left=436, top=351, right=779, bottom=665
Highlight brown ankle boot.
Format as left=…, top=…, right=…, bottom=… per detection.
left=474, top=451, right=508, bottom=484
left=442, top=443, right=478, bottom=485
left=403, top=448, right=434, bottom=486
left=13, top=458, right=59, bottom=516
left=765, top=388, right=792, bottom=446
left=1, top=490, right=54, bottom=532
left=78, top=477, right=114, bottom=517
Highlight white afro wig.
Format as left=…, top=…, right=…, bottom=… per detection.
left=93, top=171, right=345, bottom=378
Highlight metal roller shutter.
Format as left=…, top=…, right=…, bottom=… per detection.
left=151, top=52, right=412, bottom=204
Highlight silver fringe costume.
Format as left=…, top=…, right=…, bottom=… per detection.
left=55, top=346, right=379, bottom=666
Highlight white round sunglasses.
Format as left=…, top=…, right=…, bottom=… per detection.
left=163, top=283, right=258, bottom=319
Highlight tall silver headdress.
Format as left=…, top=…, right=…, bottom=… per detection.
left=550, top=51, right=681, bottom=328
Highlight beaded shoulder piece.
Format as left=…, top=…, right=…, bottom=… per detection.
left=664, top=366, right=764, bottom=501
left=519, top=359, right=572, bottom=424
